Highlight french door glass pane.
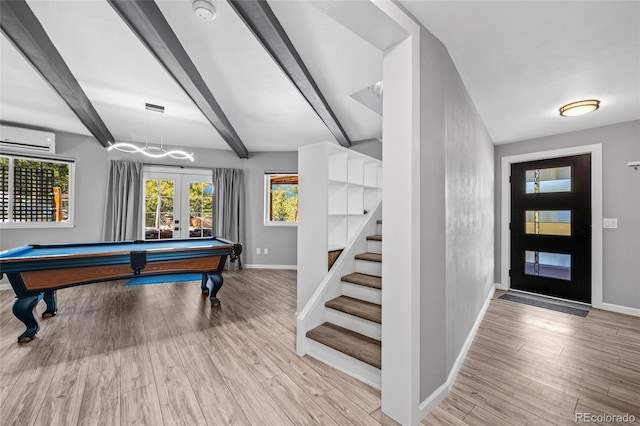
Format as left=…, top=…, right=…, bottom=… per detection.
left=145, top=179, right=174, bottom=240
left=525, top=166, right=571, bottom=193
left=188, top=181, right=213, bottom=238
left=525, top=210, right=571, bottom=236
left=525, top=251, right=571, bottom=281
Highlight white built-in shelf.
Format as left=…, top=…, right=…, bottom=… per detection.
left=326, top=151, right=382, bottom=250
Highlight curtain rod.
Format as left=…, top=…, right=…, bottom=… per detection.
left=142, top=162, right=213, bottom=171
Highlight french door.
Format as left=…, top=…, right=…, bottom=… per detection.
left=510, top=154, right=591, bottom=303
left=143, top=168, right=213, bottom=240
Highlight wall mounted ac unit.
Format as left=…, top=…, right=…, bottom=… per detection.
left=0, top=125, right=56, bottom=154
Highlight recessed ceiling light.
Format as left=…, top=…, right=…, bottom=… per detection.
left=559, top=99, right=600, bottom=117
left=193, top=0, right=216, bottom=21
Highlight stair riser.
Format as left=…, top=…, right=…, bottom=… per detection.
left=376, top=223, right=382, bottom=235
left=342, top=282, right=381, bottom=305
left=366, top=240, right=382, bottom=254
left=305, top=339, right=381, bottom=389
left=355, top=259, right=382, bottom=277
left=326, top=308, right=381, bottom=341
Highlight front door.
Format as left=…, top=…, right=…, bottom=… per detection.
left=510, top=154, right=591, bottom=303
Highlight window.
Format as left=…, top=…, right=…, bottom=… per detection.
left=264, top=173, right=298, bottom=226
left=0, top=155, right=74, bottom=228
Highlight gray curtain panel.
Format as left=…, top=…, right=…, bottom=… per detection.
left=212, top=168, right=244, bottom=270
left=102, top=160, right=143, bottom=241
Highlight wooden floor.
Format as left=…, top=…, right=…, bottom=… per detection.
left=0, top=273, right=638, bottom=425
left=425, top=291, right=640, bottom=426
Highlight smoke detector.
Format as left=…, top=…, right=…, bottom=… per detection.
left=193, top=0, right=216, bottom=21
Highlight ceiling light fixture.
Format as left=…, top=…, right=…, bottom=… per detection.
left=193, top=0, right=216, bottom=21
left=107, top=103, right=194, bottom=162
left=559, top=99, right=600, bottom=117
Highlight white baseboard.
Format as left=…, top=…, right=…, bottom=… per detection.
left=244, top=264, right=297, bottom=270
left=495, top=281, right=508, bottom=291
left=599, top=302, right=640, bottom=317
left=418, top=285, right=495, bottom=421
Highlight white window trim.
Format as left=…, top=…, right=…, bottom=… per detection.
left=0, top=154, right=75, bottom=229
left=264, top=172, right=298, bottom=227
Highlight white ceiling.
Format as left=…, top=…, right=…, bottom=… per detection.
left=402, top=0, right=640, bottom=144
left=0, top=1, right=638, bottom=154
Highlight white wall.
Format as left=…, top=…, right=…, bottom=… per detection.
left=378, top=3, right=495, bottom=422
left=495, top=120, right=640, bottom=310
left=0, top=131, right=299, bottom=267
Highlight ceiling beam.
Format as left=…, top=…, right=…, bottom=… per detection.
left=0, top=0, right=114, bottom=147
left=108, top=0, right=249, bottom=159
left=228, top=0, right=351, bottom=148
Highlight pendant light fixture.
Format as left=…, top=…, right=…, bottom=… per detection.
left=559, top=99, right=600, bottom=117
left=108, top=103, right=195, bottom=161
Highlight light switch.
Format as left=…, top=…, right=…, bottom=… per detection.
left=603, top=218, right=618, bottom=229
left=256, top=248, right=261, bottom=254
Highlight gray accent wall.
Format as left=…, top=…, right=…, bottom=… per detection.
left=495, top=120, right=640, bottom=309
left=418, top=26, right=495, bottom=400
left=0, top=131, right=298, bottom=267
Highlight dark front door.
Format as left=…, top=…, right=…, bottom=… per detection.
left=510, top=154, right=592, bottom=303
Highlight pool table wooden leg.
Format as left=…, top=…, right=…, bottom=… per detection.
left=13, top=295, right=40, bottom=344
left=42, top=290, right=58, bottom=319
left=205, top=273, right=224, bottom=307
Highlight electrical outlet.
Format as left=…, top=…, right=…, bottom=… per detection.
left=603, top=218, right=618, bottom=229
left=264, top=248, right=269, bottom=255
left=256, top=248, right=261, bottom=254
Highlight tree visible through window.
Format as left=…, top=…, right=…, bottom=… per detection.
left=265, top=173, right=298, bottom=225
left=0, top=155, right=72, bottom=226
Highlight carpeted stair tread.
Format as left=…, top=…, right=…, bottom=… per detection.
left=325, top=295, right=381, bottom=324
left=341, top=272, right=382, bottom=290
left=366, top=234, right=382, bottom=241
left=355, top=252, right=382, bottom=262
left=306, top=323, right=381, bottom=369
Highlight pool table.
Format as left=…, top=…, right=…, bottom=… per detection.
left=0, top=237, right=242, bottom=343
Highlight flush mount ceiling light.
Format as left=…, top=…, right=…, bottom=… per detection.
left=193, top=0, right=216, bottom=21
left=559, top=99, right=600, bottom=117
left=107, top=103, right=194, bottom=162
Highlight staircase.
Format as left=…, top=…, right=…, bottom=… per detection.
left=305, top=221, right=383, bottom=383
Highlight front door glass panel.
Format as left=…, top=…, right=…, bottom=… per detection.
left=525, top=166, right=571, bottom=193
left=525, top=210, right=571, bottom=236
left=525, top=251, right=571, bottom=281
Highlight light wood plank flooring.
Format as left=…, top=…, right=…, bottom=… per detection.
left=0, top=273, right=638, bottom=425
left=423, top=291, right=640, bottom=426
